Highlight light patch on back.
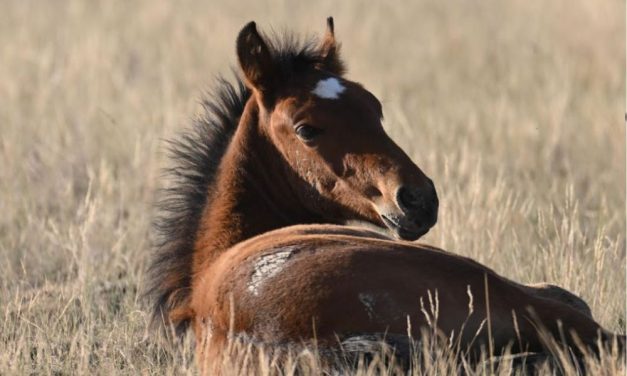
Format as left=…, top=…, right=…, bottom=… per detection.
left=248, top=247, right=296, bottom=296
left=358, top=291, right=401, bottom=322
left=358, top=293, right=377, bottom=320
left=311, top=77, right=345, bottom=99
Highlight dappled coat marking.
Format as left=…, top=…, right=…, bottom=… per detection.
left=148, top=17, right=624, bottom=373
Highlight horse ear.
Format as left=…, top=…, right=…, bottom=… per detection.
left=317, top=17, right=345, bottom=75
left=236, top=22, right=277, bottom=100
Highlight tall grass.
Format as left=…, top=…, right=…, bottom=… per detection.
left=0, top=0, right=624, bottom=374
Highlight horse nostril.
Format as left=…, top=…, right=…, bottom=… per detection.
left=397, top=187, right=413, bottom=209
left=396, top=185, right=438, bottom=216
left=396, top=186, right=422, bottom=212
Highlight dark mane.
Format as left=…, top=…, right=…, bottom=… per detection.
left=262, top=31, right=346, bottom=79
left=147, top=33, right=338, bottom=335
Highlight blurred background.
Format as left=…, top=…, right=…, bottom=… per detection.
left=0, top=0, right=624, bottom=373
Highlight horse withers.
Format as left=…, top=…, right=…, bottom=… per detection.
left=149, top=18, right=623, bottom=371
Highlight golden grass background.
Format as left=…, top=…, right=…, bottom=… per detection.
left=1, top=0, right=624, bottom=374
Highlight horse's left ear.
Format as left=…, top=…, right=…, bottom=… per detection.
left=236, top=21, right=278, bottom=105
left=317, top=17, right=346, bottom=76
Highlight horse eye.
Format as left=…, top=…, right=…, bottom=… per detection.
left=295, top=124, right=322, bottom=142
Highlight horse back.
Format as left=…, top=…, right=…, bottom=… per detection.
left=191, top=225, right=508, bottom=345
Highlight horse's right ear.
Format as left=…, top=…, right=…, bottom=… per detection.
left=236, top=22, right=277, bottom=102
left=317, top=17, right=345, bottom=75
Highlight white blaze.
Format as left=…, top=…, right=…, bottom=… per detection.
left=311, top=77, right=345, bottom=99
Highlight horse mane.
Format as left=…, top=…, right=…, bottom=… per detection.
left=147, top=32, right=344, bottom=335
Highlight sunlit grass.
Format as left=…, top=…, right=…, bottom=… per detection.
left=0, top=0, right=624, bottom=374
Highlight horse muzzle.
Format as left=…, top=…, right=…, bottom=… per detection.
left=377, top=181, right=439, bottom=240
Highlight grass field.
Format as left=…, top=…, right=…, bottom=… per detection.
left=1, top=0, right=624, bottom=374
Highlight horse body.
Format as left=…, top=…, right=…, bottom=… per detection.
left=192, top=224, right=604, bottom=356
left=149, top=18, right=622, bottom=370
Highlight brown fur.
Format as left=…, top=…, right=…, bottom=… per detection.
left=149, top=18, right=623, bottom=370
left=192, top=225, right=615, bottom=367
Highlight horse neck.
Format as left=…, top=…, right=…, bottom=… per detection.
left=192, top=98, right=318, bottom=272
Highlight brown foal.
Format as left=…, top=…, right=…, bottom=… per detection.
left=148, top=18, right=623, bottom=371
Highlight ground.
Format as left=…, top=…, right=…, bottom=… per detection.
left=1, top=0, right=624, bottom=374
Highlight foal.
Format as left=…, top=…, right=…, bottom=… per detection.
left=149, top=18, right=622, bottom=370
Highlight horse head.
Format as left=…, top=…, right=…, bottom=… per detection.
left=236, top=18, right=438, bottom=240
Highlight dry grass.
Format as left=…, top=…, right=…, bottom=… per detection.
left=0, top=0, right=624, bottom=374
